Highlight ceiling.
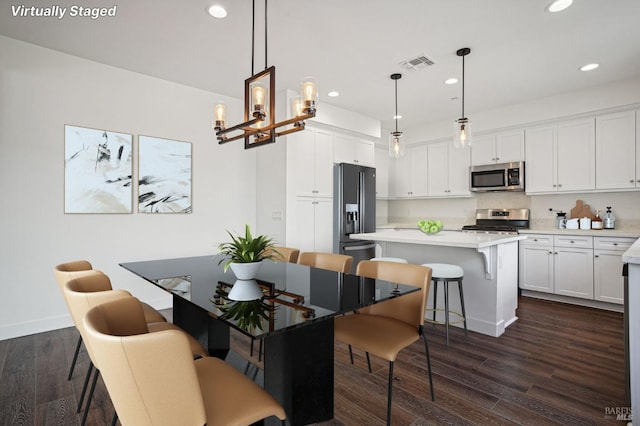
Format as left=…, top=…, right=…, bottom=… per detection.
left=2, top=0, right=640, bottom=132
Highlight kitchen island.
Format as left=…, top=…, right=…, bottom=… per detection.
left=350, top=229, right=527, bottom=337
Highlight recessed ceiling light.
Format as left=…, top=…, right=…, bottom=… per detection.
left=393, top=115, right=402, bottom=120
left=208, top=5, right=227, bottom=18
left=580, top=63, right=600, bottom=71
left=327, top=91, right=339, bottom=97
left=445, top=78, right=458, bottom=85
left=546, top=0, right=573, bottom=13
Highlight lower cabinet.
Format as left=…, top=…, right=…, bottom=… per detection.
left=291, top=197, right=333, bottom=253
left=519, top=234, right=633, bottom=305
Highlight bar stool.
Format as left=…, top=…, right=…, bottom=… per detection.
left=370, top=257, right=408, bottom=264
left=422, top=263, right=467, bottom=348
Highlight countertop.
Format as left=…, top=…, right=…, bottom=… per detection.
left=520, top=228, right=640, bottom=238
left=351, top=229, right=525, bottom=249
left=623, top=239, right=640, bottom=264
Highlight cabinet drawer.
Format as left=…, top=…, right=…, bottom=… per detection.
left=593, top=236, right=636, bottom=251
left=553, top=235, right=593, bottom=248
left=520, top=234, right=553, bottom=246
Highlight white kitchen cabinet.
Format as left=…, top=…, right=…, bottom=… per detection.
left=556, top=118, right=596, bottom=192
left=595, top=110, right=637, bottom=190
left=374, top=145, right=389, bottom=199
left=525, top=118, right=595, bottom=193
left=333, top=133, right=375, bottom=167
left=426, top=141, right=470, bottom=196
left=520, top=234, right=594, bottom=300
left=391, top=144, right=427, bottom=198
left=593, top=237, right=635, bottom=304
left=471, top=130, right=524, bottom=166
left=292, top=197, right=333, bottom=253
left=290, top=127, right=333, bottom=198
left=519, top=235, right=554, bottom=293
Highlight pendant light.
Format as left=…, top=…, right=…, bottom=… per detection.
left=389, top=73, right=405, bottom=158
left=453, top=47, right=472, bottom=149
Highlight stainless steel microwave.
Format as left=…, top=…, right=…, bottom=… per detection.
left=470, top=161, right=525, bottom=192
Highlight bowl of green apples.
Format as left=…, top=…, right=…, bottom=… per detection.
left=418, top=219, right=443, bottom=235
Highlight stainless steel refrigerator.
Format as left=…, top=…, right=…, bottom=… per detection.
left=333, top=163, right=376, bottom=273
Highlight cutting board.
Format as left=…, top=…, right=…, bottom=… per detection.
left=570, top=200, right=583, bottom=219
left=570, top=199, right=595, bottom=219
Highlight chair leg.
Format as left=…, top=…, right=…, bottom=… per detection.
left=68, top=335, right=82, bottom=380
left=432, top=280, right=438, bottom=328
left=386, top=361, right=394, bottom=426
left=111, top=412, right=118, bottom=426
left=366, top=352, right=372, bottom=373
left=250, top=338, right=255, bottom=357
left=458, top=279, right=468, bottom=340
left=258, top=339, right=263, bottom=362
left=81, top=368, right=100, bottom=426
left=77, top=362, right=94, bottom=413
left=444, top=281, right=450, bottom=348
left=422, top=332, right=435, bottom=401
left=348, top=344, right=354, bottom=365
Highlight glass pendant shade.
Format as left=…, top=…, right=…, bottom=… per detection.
left=389, top=131, right=405, bottom=158
left=453, top=118, right=472, bottom=149
left=214, top=103, right=226, bottom=129
left=290, top=97, right=304, bottom=118
left=300, top=77, right=318, bottom=112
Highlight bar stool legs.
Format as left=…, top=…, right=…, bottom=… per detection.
left=422, top=263, right=467, bottom=348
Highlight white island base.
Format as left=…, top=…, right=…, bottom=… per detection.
left=351, top=230, right=527, bottom=338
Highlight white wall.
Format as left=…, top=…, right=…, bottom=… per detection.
left=0, top=36, right=258, bottom=340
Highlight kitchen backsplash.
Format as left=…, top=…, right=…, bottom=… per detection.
left=381, top=191, right=640, bottom=230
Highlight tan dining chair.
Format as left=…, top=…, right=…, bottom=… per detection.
left=297, top=251, right=354, bottom=274
left=334, top=260, right=435, bottom=426
left=64, top=274, right=207, bottom=425
left=83, top=297, right=287, bottom=426
left=269, top=246, right=300, bottom=263
left=54, top=260, right=166, bottom=381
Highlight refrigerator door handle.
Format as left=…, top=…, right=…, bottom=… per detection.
left=343, top=243, right=377, bottom=251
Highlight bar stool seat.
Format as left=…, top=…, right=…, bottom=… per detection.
left=421, top=263, right=467, bottom=348
left=371, top=257, right=408, bottom=264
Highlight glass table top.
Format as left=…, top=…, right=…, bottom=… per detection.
left=120, top=255, right=419, bottom=339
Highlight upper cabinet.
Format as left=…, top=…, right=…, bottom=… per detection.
left=290, top=127, right=334, bottom=198
left=525, top=118, right=595, bottom=193
left=471, top=130, right=524, bottom=166
left=595, top=110, right=637, bottom=190
left=374, top=145, right=389, bottom=199
left=333, top=133, right=375, bottom=167
left=427, top=141, right=471, bottom=197
left=391, top=145, right=427, bottom=198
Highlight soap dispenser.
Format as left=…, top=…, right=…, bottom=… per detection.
left=603, top=206, right=616, bottom=229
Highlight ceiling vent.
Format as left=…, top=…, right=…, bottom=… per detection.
left=398, top=55, right=436, bottom=71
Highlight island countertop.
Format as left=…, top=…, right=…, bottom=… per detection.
left=350, top=229, right=526, bottom=249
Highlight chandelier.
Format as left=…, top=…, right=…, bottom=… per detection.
left=214, top=0, right=317, bottom=149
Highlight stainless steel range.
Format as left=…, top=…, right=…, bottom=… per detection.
left=462, top=208, right=530, bottom=234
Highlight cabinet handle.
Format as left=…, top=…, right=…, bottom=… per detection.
left=570, top=240, right=574, bottom=243
left=548, top=251, right=552, bottom=254
left=613, top=243, right=618, bottom=246
left=594, top=255, right=599, bottom=258
left=558, top=184, right=562, bottom=187
left=534, top=239, right=538, bottom=242
left=631, top=180, right=635, bottom=183
left=553, top=184, right=557, bottom=187
left=496, top=157, right=500, bottom=161
left=554, top=252, right=558, bottom=255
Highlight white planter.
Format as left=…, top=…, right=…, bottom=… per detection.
left=228, top=279, right=264, bottom=301
left=229, top=261, right=263, bottom=280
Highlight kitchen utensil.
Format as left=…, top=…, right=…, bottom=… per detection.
left=570, top=200, right=584, bottom=219
left=604, top=206, right=616, bottom=229
left=581, top=204, right=595, bottom=219
left=579, top=217, right=591, bottom=230
left=555, top=212, right=567, bottom=229
left=592, top=210, right=603, bottom=230
left=566, top=218, right=579, bottom=229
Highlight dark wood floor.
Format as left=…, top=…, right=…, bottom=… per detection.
left=0, top=296, right=628, bottom=425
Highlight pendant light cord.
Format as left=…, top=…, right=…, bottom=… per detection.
left=461, top=53, right=465, bottom=119
left=251, top=0, right=255, bottom=75
left=265, top=0, right=268, bottom=70
left=394, top=78, right=399, bottom=133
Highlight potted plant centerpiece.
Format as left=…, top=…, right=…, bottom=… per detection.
left=218, top=224, right=278, bottom=280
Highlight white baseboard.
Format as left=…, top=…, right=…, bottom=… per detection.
left=0, top=296, right=173, bottom=341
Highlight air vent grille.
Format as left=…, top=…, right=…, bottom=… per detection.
left=398, top=55, right=436, bottom=71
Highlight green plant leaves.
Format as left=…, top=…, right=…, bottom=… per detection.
left=217, top=224, right=277, bottom=272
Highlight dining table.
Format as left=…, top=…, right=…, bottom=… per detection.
left=120, top=255, right=420, bottom=426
